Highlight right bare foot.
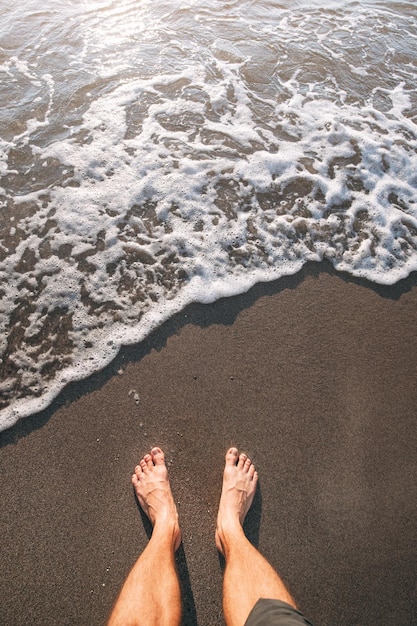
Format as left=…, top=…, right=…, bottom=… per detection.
left=215, top=447, right=258, bottom=555
left=132, top=447, right=181, bottom=551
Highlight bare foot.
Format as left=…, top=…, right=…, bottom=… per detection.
left=132, top=447, right=181, bottom=551
left=215, top=447, right=258, bottom=554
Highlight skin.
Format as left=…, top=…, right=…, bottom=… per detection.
left=107, top=447, right=181, bottom=626
left=107, top=446, right=296, bottom=626
left=216, top=448, right=297, bottom=626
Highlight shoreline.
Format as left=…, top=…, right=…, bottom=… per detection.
left=1, top=260, right=416, bottom=445
left=1, top=261, right=417, bottom=626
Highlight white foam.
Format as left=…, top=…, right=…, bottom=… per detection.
left=1, top=0, right=416, bottom=430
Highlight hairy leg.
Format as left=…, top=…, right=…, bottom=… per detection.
left=107, top=447, right=181, bottom=626
left=216, top=448, right=296, bottom=626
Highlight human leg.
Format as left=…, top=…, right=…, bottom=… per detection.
left=107, top=447, right=181, bottom=626
left=216, top=447, right=297, bottom=626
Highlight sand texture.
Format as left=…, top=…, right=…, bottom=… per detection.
left=1, top=262, right=417, bottom=626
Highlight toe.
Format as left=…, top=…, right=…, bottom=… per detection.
left=238, top=453, right=247, bottom=469
left=151, top=447, right=165, bottom=465
left=144, top=453, right=153, bottom=469
left=132, top=473, right=139, bottom=487
left=248, top=463, right=256, bottom=478
left=140, top=458, right=148, bottom=473
left=225, top=447, right=239, bottom=465
left=244, top=457, right=252, bottom=471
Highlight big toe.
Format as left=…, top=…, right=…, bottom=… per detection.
left=151, top=446, right=165, bottom=465
left=225, top=447, right=239, bottom=465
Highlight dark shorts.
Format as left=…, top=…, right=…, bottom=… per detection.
left=244, top=599, right=314, bottom=626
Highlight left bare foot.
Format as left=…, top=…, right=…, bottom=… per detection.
left=132, top=447, right=181, bottom=551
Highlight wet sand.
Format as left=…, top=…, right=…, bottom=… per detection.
left=1, top=262, right=417, bottom=626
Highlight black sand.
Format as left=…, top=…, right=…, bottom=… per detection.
left=1, top=262, right=417, bottom=626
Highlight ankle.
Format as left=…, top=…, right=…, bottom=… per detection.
left=152, top=518, right=181, bottom=549
left=216, top=520, right=246, bottom=557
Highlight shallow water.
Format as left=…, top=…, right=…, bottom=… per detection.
left=1, top=0, right=416, bottom=430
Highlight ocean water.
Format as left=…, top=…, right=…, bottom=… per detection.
left=1, top=0, right=416, bottom=431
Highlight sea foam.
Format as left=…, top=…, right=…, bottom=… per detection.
left=0, top=0, right=416, bottom=430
